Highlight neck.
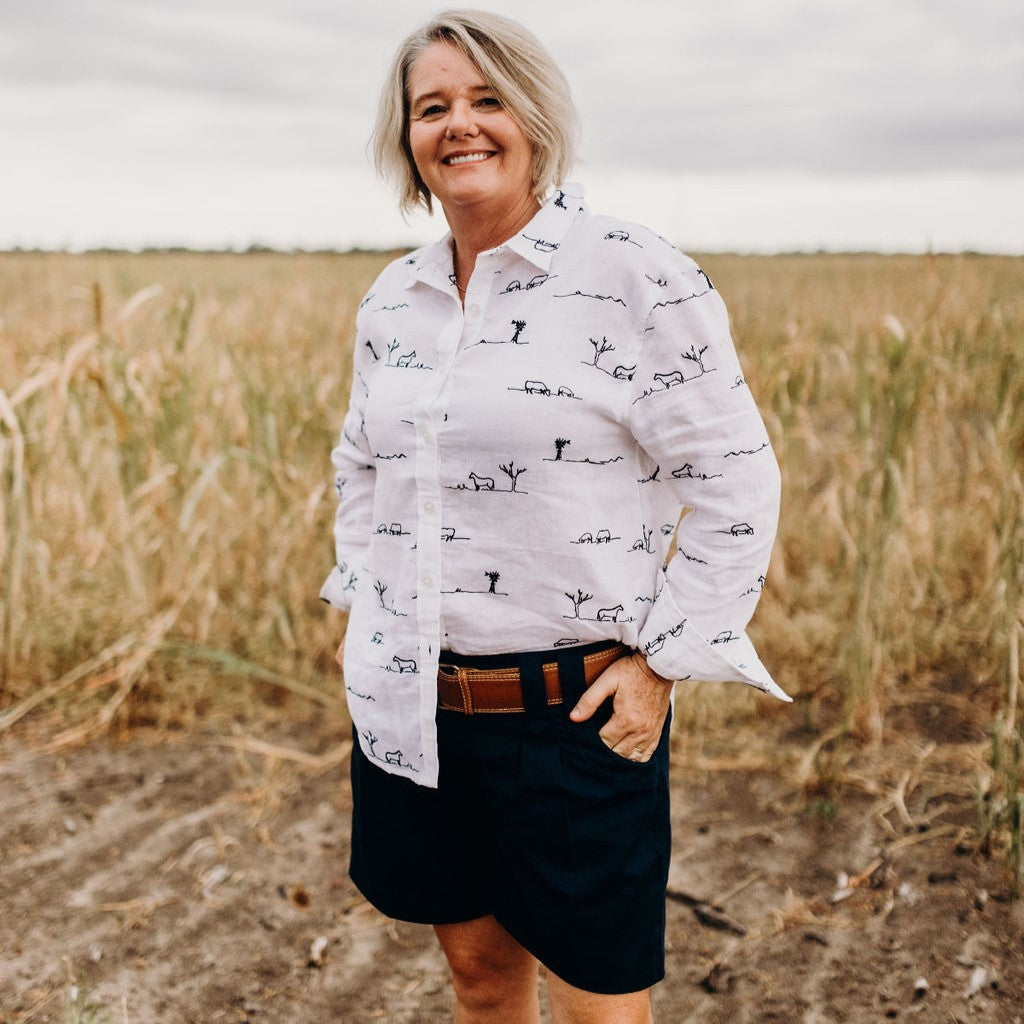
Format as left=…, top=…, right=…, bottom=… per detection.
left=445, top=192, right=541, bottom=288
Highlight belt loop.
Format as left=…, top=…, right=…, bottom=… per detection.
left=457, top=667, right=474, bottom=715
left=518, top=652, right=548, bottom=718
left=556, top=648, right=587, bottom=713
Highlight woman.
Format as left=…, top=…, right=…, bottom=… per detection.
left=321, top=10, right=790, bottom=1023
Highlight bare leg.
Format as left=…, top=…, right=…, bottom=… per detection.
left=547, top=969, right=653, bottom=1024
left=434, top=915, right=541, bottom=1024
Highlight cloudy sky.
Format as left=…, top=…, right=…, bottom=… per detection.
left=3, top=0, right=1022, bottom=252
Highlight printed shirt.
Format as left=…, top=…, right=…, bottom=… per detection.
left=321, top=182, right=790, bottom=787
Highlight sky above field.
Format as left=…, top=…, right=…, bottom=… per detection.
left=3, top=0, right=1023, bottom=252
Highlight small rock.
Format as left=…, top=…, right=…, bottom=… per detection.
left=701, top=962, right=736, bottom=994
left=308, top=936, right=329, bottom=968
left=88, top=945, right=102, bottom=963
left=63, top=816, right=78, bottom=834
left=964, top=966, right=988, bottom=999
left=803, top=929, right=829, bottom=946
left=973, top=890, right=988, bottom=911
left=913, top=977, right=929, bottom=999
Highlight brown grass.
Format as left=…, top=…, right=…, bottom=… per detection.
left=1, top=250, right=1022, bottom=877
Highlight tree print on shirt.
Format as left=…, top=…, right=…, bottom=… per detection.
left=442, top=569, right=508, bottom=597
left=373, top=578, right=408, bottom=617
left=447, top=463, right=529, bottom=494
left=543, top=438, right=623, bottom=466
left=562, top=589, right=635, bottom=623
left=584, top=336, right=636, bottom=381
left=472, top=319, right=528, bottom=347
left=631, top=343, right=719, bottom=405
left=384, top=339, right=433, bottom=369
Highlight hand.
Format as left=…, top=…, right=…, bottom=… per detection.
left=569, top=653, right=673, bottom=763
left=334, top=636, right=346, bottom=671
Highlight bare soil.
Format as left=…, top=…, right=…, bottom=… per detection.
left=1, top=707, right=1022, bottom=1024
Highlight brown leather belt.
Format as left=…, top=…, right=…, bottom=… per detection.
left=437, top=643, right=629, bottom=714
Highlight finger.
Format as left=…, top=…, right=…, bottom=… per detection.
left=569, top=672, right=617, bottom=722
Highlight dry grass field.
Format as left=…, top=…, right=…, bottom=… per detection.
left=0, top=250, right=1022, bottom=1022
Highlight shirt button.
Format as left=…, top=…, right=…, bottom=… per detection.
left=468, top=303, right=481, bottom=318
left=424, top=501, right=435, bottom=514
left=422, top=573, right=433, bottom=587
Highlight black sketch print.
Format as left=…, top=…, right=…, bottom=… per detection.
left=383, top=748, right=416, bottom=771
left=441, top=525, right=470, bottom=543
left=650, top=286, right=711, bottom=313
left=389, top=654, right=418, bottom=673
left=553, top=289, right=628, bottom=307
left=630, top=525, right=654, bottom=553
left=638, top=465, right=661, bottom=484
left=501, top=273, right=555, bottom=293
left=695, top=266, right=715, bottom=290
left=645, top=273, right=669, bottom=288
left=554, top=189, right=567, bottom=209
left=643, top=619, right=687, bottom=655
left=472, top=319, right=528, bottom=347
left=371, top=631, right=383, bottom=644
left=742, top=575, right=767, bottom=597
left=384, top=339, right=433, bottom=369
left=543, top=437, right=623, bottom=466
left=724, top=523, right=755, bottom=536
left=375, top=451, right=408, bottom=461
left=507, top=380, right=582, bottom=401
left=670, top=462, right=723, bottom=481
left=730, top=374, right=746, bottom=389
left=374, top=302, right=409, bottom=312
left=373, top=578, right=408, bottom=617
left=677, top=547, right=709, bottom=565
left=632, top=344, right=718, bottom=405
left=572, top=528, right=622, bottom=545
left=364, top=339, right=380, bottom=361
left=362, top=731, right=380, bottom=757
left=584, top=337, right=636, bottom=380
left=660, top=523, right=675, bottom=536
left=562, top=590, right=634, bottom=623
left=375, top=521, right=410, bottom=536
left=346, top=685, right=376, bottom=701
left=359, top=292, right=375, bottom=310
left=341, top=569, right=358, bottom=593
left=553, top=637, right=581, bottom=647
left=724, top=441, right=770, bottom=458
left=447, top=462, right=529, bottom=494
left=604, top=229, right=643, bottom=248
left=442, top=570, right=509, bottom=596
left=522, top=234, right=559, bottom=253
left=711, top=630, right=738, bottom=645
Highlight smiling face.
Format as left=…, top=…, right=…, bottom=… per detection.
left=406, top=41, right=535, bottom=219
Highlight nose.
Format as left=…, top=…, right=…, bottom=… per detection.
left=445, top=98, right=479, bottom=139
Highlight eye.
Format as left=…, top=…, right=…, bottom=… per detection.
left=476, top=96, right=501, bottom=109
left=416, top=104, right=446, bottom=120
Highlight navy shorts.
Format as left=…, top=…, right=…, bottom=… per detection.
left=348, top=650, right=672, bottom=996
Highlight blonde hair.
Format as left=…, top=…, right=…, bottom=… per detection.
left=372, top=9, right=579, bottom=214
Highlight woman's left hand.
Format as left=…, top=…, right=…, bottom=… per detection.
left=569, top=653, right=673, bottom=763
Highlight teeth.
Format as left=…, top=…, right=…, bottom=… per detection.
left=447, top=152, right=490, bottom=165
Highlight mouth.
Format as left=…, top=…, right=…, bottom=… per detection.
left=442, top=151, right=495, bottom=166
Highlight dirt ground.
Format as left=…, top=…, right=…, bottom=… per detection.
left=1, top=703, right=1022, bottom=1024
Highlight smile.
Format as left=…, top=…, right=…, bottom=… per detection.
left=444, top=152, right=493, bottom=165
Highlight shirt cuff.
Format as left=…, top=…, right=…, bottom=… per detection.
left=638, top=587, right=792, bottom=702
left=319, top=565, right=354, bottom=611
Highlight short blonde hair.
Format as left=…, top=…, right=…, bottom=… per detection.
left=372, top=9, right=579, bottom=214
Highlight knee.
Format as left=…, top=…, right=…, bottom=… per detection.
left=446, top=946, right=512, bottom=1010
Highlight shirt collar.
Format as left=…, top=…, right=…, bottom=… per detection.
left=402, top=182, right=587, bottom=291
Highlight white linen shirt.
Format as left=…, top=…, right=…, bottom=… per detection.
left=321, top=183, right=790, bottom=787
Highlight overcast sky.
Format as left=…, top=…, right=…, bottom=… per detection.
left=3, top=0, right=1022, bottom=252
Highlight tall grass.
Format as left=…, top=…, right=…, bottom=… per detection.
left=0, top=251, right=1021, bottom=874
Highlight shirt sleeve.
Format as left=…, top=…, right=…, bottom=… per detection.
left=319, top=304, right=377, bottom=611
left=626, top=260, right=790, bottom=700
